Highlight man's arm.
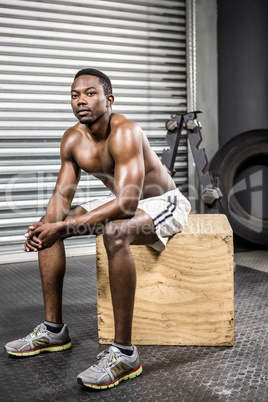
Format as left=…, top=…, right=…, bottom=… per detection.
left=24, top=129, right=81, bottom=251
left=30, top=121, right=145, bottom=248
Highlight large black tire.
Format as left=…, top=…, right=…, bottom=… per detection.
left=209, top=130, right=268, bottom=247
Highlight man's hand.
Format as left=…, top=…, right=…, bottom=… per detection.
left=24, top=222, right=64, bottom=252
left=24, top=222, right=44, bottom=252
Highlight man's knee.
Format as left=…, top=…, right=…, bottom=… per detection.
left=103, top=220, right=130, bottom=252
left=65, top=205, right=88, bottom=219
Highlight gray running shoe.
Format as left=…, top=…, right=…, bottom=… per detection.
left=77, top=345, right=142, bottom=390
left=4, top=323, right=72, bottom=357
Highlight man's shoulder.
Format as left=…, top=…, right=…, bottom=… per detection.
left=110, top=113, right=142, bottom=138
left=61, top=122, right=85, bottom=148
left=60, top=123, right=84, bottom=158
left=63, top=122, right=83, bottom=140
left=108, top=114, right=145, bottom=160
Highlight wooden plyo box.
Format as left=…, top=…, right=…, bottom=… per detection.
left=96, top=214, right=234, bottom=346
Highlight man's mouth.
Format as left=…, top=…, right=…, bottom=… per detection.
left=76, top=108, right=91, bottom=116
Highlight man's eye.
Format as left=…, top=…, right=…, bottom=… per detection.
left=87, top=92, right=95, bottom=96
left=71, top=94, right=78, bottom=99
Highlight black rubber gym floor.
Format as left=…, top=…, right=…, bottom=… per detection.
left=0, top=253, right=267, bottom=402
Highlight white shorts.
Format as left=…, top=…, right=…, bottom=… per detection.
left=81, top=188, right=191, bottom=252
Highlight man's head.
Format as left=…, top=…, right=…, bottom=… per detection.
left=74, top=68, right=112, bottom=96
left=71, top=69, right=114, bottom=126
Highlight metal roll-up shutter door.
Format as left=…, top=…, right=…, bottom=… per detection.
left=0, top=0, right=187, bottom=263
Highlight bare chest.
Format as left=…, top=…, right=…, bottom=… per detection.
left=72, top=137, right=114, bottom=175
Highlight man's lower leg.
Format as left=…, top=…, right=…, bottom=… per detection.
left=38, top=240, right=66, bottom=324
left=107, top=243, right=136, bottom=346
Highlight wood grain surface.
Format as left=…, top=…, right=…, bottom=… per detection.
left=96, top=214, right=235, bottom=346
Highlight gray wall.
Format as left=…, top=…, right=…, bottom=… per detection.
left=218, top=0, right=268, bottom=145
left=196, top=0, right=219, bottom=163
left=187, top=0, right=219, bottom=213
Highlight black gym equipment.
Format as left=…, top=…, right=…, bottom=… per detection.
left=161, top=111, right=222, bottom=213
left=162, top=113, right=268, bottom=248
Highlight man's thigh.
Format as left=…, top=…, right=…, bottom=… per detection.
left=66, top=205, right=158, bottom=243
left=118, top=208, right=158, bottom=246
left=65, top=205, right=104, bottom=236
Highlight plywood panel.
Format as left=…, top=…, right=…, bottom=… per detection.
left=96, top=214, right=234, bottom=345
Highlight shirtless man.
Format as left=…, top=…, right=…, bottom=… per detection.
left=5, top=68, right=191, bottom=390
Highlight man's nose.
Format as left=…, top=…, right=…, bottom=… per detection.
left=77, top=94, right=87, bottom=104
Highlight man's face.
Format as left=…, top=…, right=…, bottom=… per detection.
left=71, top=75, right=111, bottom=125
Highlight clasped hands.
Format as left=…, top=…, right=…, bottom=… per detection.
left=24, top=221, right=65, bottom=252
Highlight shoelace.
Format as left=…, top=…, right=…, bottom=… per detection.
left=19, top=324, right=44, bottom=341
left=94, top=348, right=117, bottom=369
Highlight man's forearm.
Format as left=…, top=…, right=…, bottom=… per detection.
left=42, top=192, right=71, bottom=223
left=58, top=197, right=137, bottom=238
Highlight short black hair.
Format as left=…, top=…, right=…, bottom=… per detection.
left=74, top=68, right=112, bottom=95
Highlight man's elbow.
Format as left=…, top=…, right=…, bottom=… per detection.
left=118, top=198, right=139, bottom=218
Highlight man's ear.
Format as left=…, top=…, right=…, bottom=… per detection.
left=106, top=94, right=114, bottom=107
